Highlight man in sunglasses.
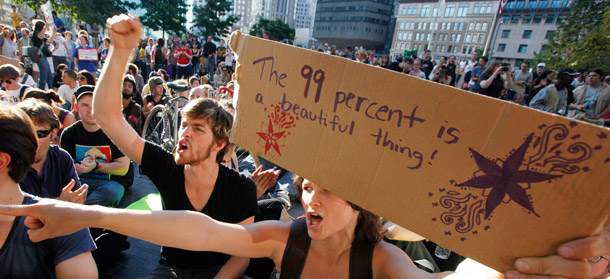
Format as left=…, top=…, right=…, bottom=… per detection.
left=0, top=102, right=97, bottom=278
left=0, top=64, right=32, bottom=104
left=16, top=98, right=87, bottom=203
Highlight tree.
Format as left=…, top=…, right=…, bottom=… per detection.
left=14, top=0, right=135, bottom=26
left=191, top=0, right=239, bottom=40
left=249, top=18, right=295, bottom=43
left=534, top=0, right=610, bottom=73
left=140, top=0, right=188, bottom=37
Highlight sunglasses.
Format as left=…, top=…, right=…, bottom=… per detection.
left=36, top=129, right=53, bottom=138
left=1, top=79, right=13, bottom=85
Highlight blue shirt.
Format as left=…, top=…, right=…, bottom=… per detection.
left=73, top=46, right=96, bottom=72
left=20, top=145, right=82, bottom=199
left=0, top=194, right=96, bottom=279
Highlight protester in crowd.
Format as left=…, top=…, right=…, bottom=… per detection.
left=409, top=59, right=426, bottom=79
left=604, top=75, right=610, bottom=86
left=513, top=61, right=533, bottom=95
left=527, top=70, right=554, bottom=105
left=73, top=35, right=96, bottom=73
left=529, top=69, right=579, bottom=114
left=52, top=63, right=67, bottom=91
left=16, top=98, right=85, bottom=202
left=18, top=62, right=36, bottom=87
left=32, top=20, right=57, bottom=90
left=9, top=5, right=22, bottom=29
left=22, top=89, right=75, bottom=145
left=1, top=27, right=18, bottom=59
left=343, top=46, right=354, bottom=60
left=77, top=70, right=95, bottom=86
left=467, top=57, right=488, bottom=93
left=570, top=69, right=610, bottom=119
left=174, top=41, right=192, bottom=79
left=430, top=64, right=452, bottom=85
left=479, top=62, right=514, bottom=99
left=202, top=35, right=217, bottom=81
left=0, top=64, right=32, bottom=104
left=100, top=37, right=111, bottom=66
left=143, top=76, right=166, bottom=117
left=122, top=75, right=143, bottom=134
left=52, top=11, right=65, bottom=33
left=56, top=69, right=78, bottom=110
left=571, top=70, right=587, bottom=88
left=355, top=49, right=370, bottom=64
left=402, top=58, right=413, bottom=74
left=446, top=55, right=458, bottom=87
left=127, top=63, right=145, bottom=99
left=151, top=38, right=167, bottom=71
left=0, top=103, right=97, bottom=279
left=532, top=62, right=546, bottom=81
left=51, top=30, right=70, bottom=70
left=17, top=27, right=30, bottom=62
left=64, top=31, right=76, bottom=69
left=420, top=50, right=434, bottom=79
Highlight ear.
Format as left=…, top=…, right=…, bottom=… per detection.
left=0, top=152, right=11, bottom=172
left=213, top=139, right=227, bottom=153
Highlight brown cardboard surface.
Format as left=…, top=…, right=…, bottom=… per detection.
left=229, top=31, right=610, bottom=272
left=0, top=55, right=21, bottom=69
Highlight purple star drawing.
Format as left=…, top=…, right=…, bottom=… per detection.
left=457, top=133, right=562, bottom=220
left=598, top=132, right=607, bottom=139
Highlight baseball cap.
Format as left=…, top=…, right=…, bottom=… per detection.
left=537, top=63, right=546, bottom=68
left=557, top=69, right=580, bottom=77
left=75, top=85, right=95, bottom=101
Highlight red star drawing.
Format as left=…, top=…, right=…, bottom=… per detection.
left=256, top=120, right=285, bottom=155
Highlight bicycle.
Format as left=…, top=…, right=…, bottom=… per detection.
left=141, top=82, right=190, bottom=152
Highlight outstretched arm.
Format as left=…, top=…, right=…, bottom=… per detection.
left=0, top=199, right=287, bottom=262
left=92, top=15, right=145, bottom=164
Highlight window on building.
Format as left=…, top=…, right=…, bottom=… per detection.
left=433, top=4, right=439, bottom=17
left=407, top=32, right=413, bottom=40
left=462, top=46, right=468, bottom=53
left=465, top=34, right=471, bottom=42
left=459, top=22, right=465, bottom=30
left=533, top=15, right=542, bottom=23
left=498, top=43, right=506, bottom=52
left=476, top=22, right=481, bottom=30
left=522, top=30, right=532, bottom=38
left=436, top=45, right=441, bottom=52
left=417, top=22, right=422, bottom=29
left=457, top=3, right=469, bottom=17
left=410, top=22, right=415, bottom=29
left=522, top=15, right=532, bottom=23
left=501, top=16, right=510, bottom=23
left=545, top=15, right=555, bottom=24
left=516, top=1, right=525, bottom=8
left=545, top=30, right=554, bottom=39
left=451, top=34, right=456, bottom=41
left=518, top=44, right=528, bottom=53
left=482, top=22, right=488, bottom=31
left=469, top=22, right=474, bottom=30
left=473, top=34, right=479, bottom=42
left=444, top=34, right=449, bottom=41
left=473, top=3, right=480, bottom=13
left=467, top=46, right=473, bottom=54
left=446, top=22, right=452, bottom=30
left=423, top=22, right=428, bottom=29
left=441, top=45, right=446, bottom=52
left=506, top=1, right=515, bottom=9
left=445, top=4, right=456, bottom=17
left=527, top=0, right=537, bottom=8
left=442, top=22, right=447, bottom=30
left=538, top=0, right=547, bottom=7
left=511, top=15, right=520, bottom=23
left=399, top=22, right=405, bottom=29
left=550, top=0, right=561, bottom=7
left=456, top=34, right=461, bottom=42
left=501, top=29, right=511, bottom=38
left=427, top=33, right=431, bottom=41
left=487, top=3, right=493, bottom=13
left=448, top=45, right=453, bottom=52
left=421, top=5, right=431, bottom=17
left=478, top=34, right=484, bottom=43
left=561, top=0, right=569, bottom=7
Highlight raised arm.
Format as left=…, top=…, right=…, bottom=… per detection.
left=92, top=15, right=145, bottom=164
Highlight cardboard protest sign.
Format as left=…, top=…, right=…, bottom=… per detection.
left=0, top=55, right=21, bottom=69
left=229, top=31, right=610, bottom=272
left=77, top=48, right=98, bottom=61
left=41, top=1, right=55, bottom=29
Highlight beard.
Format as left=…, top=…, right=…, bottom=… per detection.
left=174, top=141, right=213, bottom=165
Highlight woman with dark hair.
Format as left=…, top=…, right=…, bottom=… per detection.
left=152, top=38, right=167, bottom=71
left=77, top=70, right=95, bottom=86
left=479, top=62, right=513, bottom=98
left=22, top=89, right=75, bottom=144
left=526, top=70, right=554, bottom=105
left=73, top=35, right=96, bottom=73
left=52, top=63, right=68, bottom=91
left=32, top=20, right=57, bottom=90
left=381, top=55, right=390, bottom=68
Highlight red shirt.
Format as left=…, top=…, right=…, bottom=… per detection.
left=175, top=48, right=192, bottom=66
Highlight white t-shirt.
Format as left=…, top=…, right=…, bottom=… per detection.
left=20, top=74, right=36, bottom=87
left=5, top=85, right=32, bottom=104
left=52, top=35, right=68, bottom=57
left=225, top=51, right=234, bottom=66
left=57, top=84, right=78, bottom=104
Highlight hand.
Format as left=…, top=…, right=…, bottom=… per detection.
left=75, top=156, right=96, bottom=174
left=251, top=165, right=280, bottom=199
left=58, top=180, right=88, bottom=204
left=506, top=227, right=610, bottom=279
left=106, top=14, right=142, bottom=51
left=494, top=66, right=504, bottom=76
left=0, top=199, right=92, bottom=242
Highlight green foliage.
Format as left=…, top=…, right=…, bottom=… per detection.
left=140, top=0, right=188, bottom=36
left=191, top=0, right=239, bottom=40
left=535, top=0, right=610, bottom=73
left=14, top=0, right=135, bottom=26
left=249, top=18, right=295, bottom=43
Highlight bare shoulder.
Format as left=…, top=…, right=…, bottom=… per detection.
left=373, top=241, right=433, bottom=279
left=244, top=220, right=291, bottom=265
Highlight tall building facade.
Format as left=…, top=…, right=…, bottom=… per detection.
left=312, top=0, right=394, bottom=50
left=250, top=0, right=297, bottom=28
left=231, top=0, right=254, bottom=32
left=490, top=0, right=571, bottom=66
left=294, top=0, right=316, bottom=29
left=390, top=0, right=499, bottom=60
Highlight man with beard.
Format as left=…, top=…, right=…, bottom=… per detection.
left=121, top=75, right=142, bottom=134
left=60, top=85, right=132, bottom=207
left=420, top=50, right=434, bottom=79
left=91, top=16, right=257, bottom=278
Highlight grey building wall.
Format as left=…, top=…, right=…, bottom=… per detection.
left=312, top=0, right=394, bottom=51
left=251, top=0, right=297, bottom=28
left=490, top=0, right=570, bottom=66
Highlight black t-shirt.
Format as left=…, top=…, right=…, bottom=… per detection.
left=479, top=73, right=504, bottom=98
left=141, top=141, right=259, bottom=268
left=446, top=63, right=457, bottom=86
left=145, top=94, right=166, bottom=107
left=203, top=41, right=216, bottom=58
left=60, top=121, right=131, bottom=186
left=421, top=60, right=434, bottom=79
left=32, top=30, right=44, bottom=48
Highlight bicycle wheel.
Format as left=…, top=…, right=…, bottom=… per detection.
left=141, top=105, right=174, bottom=151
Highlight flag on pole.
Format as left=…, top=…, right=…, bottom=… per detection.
left=499, top=0, right=509, bottom=15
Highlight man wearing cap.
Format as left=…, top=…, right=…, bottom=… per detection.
left=122, top=75, right=143, bottom=134
left=532, top=62, right=546, bottom=82
left=529, top=69, right=579, bottom=115
left=143, top=76, right=166, bottom=117
left=60, top=85, right=132, bottom=207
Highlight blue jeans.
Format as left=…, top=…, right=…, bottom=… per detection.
left=257, top=157, right=297, bottom=197
left=37, top=57, right=53, bottom=90
left=81, top=177, right=124, bottom=207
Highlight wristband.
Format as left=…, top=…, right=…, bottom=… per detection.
left=93, top=160, right=99, bottom=172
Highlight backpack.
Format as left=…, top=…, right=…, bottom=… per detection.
left=19, top=85, right=30, bottom=100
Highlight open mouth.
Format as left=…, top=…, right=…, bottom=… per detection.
left=307, top=211, right=323, bottom=229
left=177, top=140, right=188, bottom=153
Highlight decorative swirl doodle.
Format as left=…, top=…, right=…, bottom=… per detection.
left=440, top=193, right=485, bottom=234
left=543, top=142, right=592, bottom=174
left=529, top=124, right=569, bottom=164
left=270, top=105, right=297, bottom=130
